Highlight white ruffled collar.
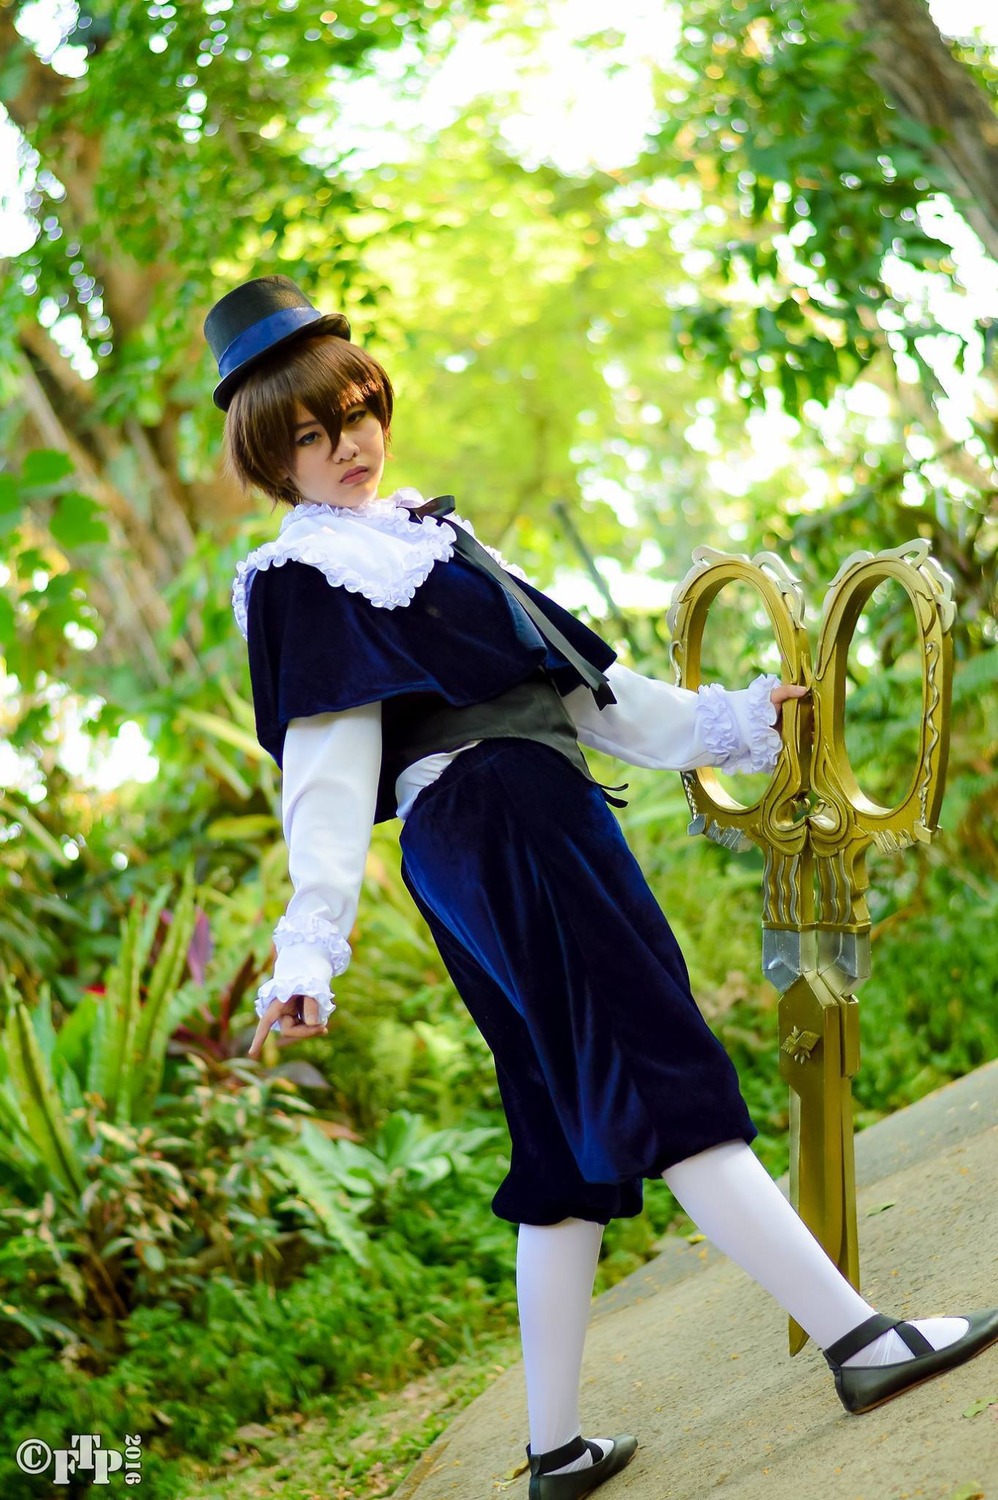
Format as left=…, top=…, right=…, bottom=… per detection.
left=231, top=487, right=523, bottom=639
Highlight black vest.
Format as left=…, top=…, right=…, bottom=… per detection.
left=382, top=668, right=625, bottom=817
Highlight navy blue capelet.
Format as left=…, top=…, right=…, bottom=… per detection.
left=245, top=544, right=618, bottom=823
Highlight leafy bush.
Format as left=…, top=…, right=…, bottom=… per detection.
left=0, top=1084, right=517, bottom=1496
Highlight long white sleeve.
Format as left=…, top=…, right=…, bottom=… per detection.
left=254, top=701, right=382, bottom=1033
left=562, top=660, right=783, bottom=774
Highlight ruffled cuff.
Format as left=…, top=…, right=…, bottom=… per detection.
left=254, top=976, right=336, bottom=1033
left=255, top=917, right=352, bottom=1035
left=273, top=912, right=352, bottom=971
left=696, top=673, right=782, bottom=774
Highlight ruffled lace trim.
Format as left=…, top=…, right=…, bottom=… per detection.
left=232, top=535, right=450, bottom=635
left=273, top=914, right=351, bottom=973
left=231, top=489, right=527, bottom=638
left=744, top=673, right=782, bottom=769
left=231, top=494, right=455, bottom=638
left=255, top=977, right=336, bottom=1035
left=697, top=673, right=782, bottom=774
left=697, top=682, right=741, bottom=762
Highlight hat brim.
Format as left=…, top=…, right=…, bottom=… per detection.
left=212, top=312, right=349, bottom=411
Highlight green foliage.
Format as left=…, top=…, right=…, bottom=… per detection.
left=269, top=1110, right=503, bottom=1266
left=2, top=0, right=493, bottom=410
left=653, top=0, right=956, bottom=412
left=0, top=1222, right=513, bottom=1497
left=0, top=1059, right=517, bottom=1495
left=1, top=987, right=87, bottom=1197
left=0, top=874, right=205, bottom=1212
left=856, top=866, right=998, bottom=1117
left=0, top=450, right=106, bottom=713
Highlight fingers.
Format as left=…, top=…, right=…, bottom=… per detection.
left=769, top=683, right=810, bottom=738
left=298, top=994, right=322, bottom=1028
left=278, top=1016, right=329, bottom=1040
left=281, top=994, right=327, bottom=1036
left=770, top=683, right=809, bottom=707
left=247, top=994, right=290, bottom=1061
left=247, top=993, right=329, bottom=1057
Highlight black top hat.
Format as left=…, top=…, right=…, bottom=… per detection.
left=203, top=274, right=351, bottom=410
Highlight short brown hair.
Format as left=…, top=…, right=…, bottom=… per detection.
left=223, top=329, right=394, bottom=506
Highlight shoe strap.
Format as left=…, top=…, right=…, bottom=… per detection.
left=892, top=1319, right=935, bottom=1356
left=526, top=1434, right=588, bottom=1475
left=824, top=1311, right=937, bottom=1366
left=823, top=1312, right=901, bottom=1366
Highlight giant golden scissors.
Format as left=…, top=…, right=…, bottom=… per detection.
left=667, top=540, right=955, bottom=1353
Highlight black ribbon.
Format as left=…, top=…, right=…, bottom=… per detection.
left=411, top=494, right=617, bottom=710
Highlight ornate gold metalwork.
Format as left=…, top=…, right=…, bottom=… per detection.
left=781, top=1026, right=821, bottom=1064
left=667, top=541, right=954, bottom=1354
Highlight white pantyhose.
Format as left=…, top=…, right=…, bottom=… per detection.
left=516, top=1218, right=612, bottom=1474
left=514, top=1141, right=969, bottom=1479
left=661, top=1141, right=968, bottom=1367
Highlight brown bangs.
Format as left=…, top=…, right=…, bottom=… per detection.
left=223, top=330, right=394, bottom=506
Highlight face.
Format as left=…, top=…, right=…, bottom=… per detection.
left=288, top=401, right=386, bottom=508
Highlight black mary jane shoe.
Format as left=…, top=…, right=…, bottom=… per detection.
left=823, top=1308, right=998, bottom=1415
left=526, top=1433, right=638, bottom=1500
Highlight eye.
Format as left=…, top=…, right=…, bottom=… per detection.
left=295, top=429, right=320, bottom=447
left=344, top=406, right=367, bottom=425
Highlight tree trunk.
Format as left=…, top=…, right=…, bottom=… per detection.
left=0, top=2, right=250, bottom=682
left=851, top=0, right=998, bottom=261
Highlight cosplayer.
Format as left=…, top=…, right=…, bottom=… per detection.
left=204, top=276, right=998, bottom=1500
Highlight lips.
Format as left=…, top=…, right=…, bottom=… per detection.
left=341, top=466, right=368, bottom=484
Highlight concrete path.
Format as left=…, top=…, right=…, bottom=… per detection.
left=393, top=1062, right=998, bottom=1500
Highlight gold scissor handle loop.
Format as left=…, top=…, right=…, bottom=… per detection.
left=667, top=548, right=811, bottom=845
left=810, top=542, right=954, bottom=853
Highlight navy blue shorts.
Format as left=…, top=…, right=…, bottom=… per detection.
left=398, top=739, right=757, bottom=1226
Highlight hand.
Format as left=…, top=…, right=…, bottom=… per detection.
left=770, top=682, right=809, bottom=733
left=247, top=992, right=329, bottom=1061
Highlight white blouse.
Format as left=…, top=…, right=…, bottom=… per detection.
left=254, top=661, right=782, bottom=1033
